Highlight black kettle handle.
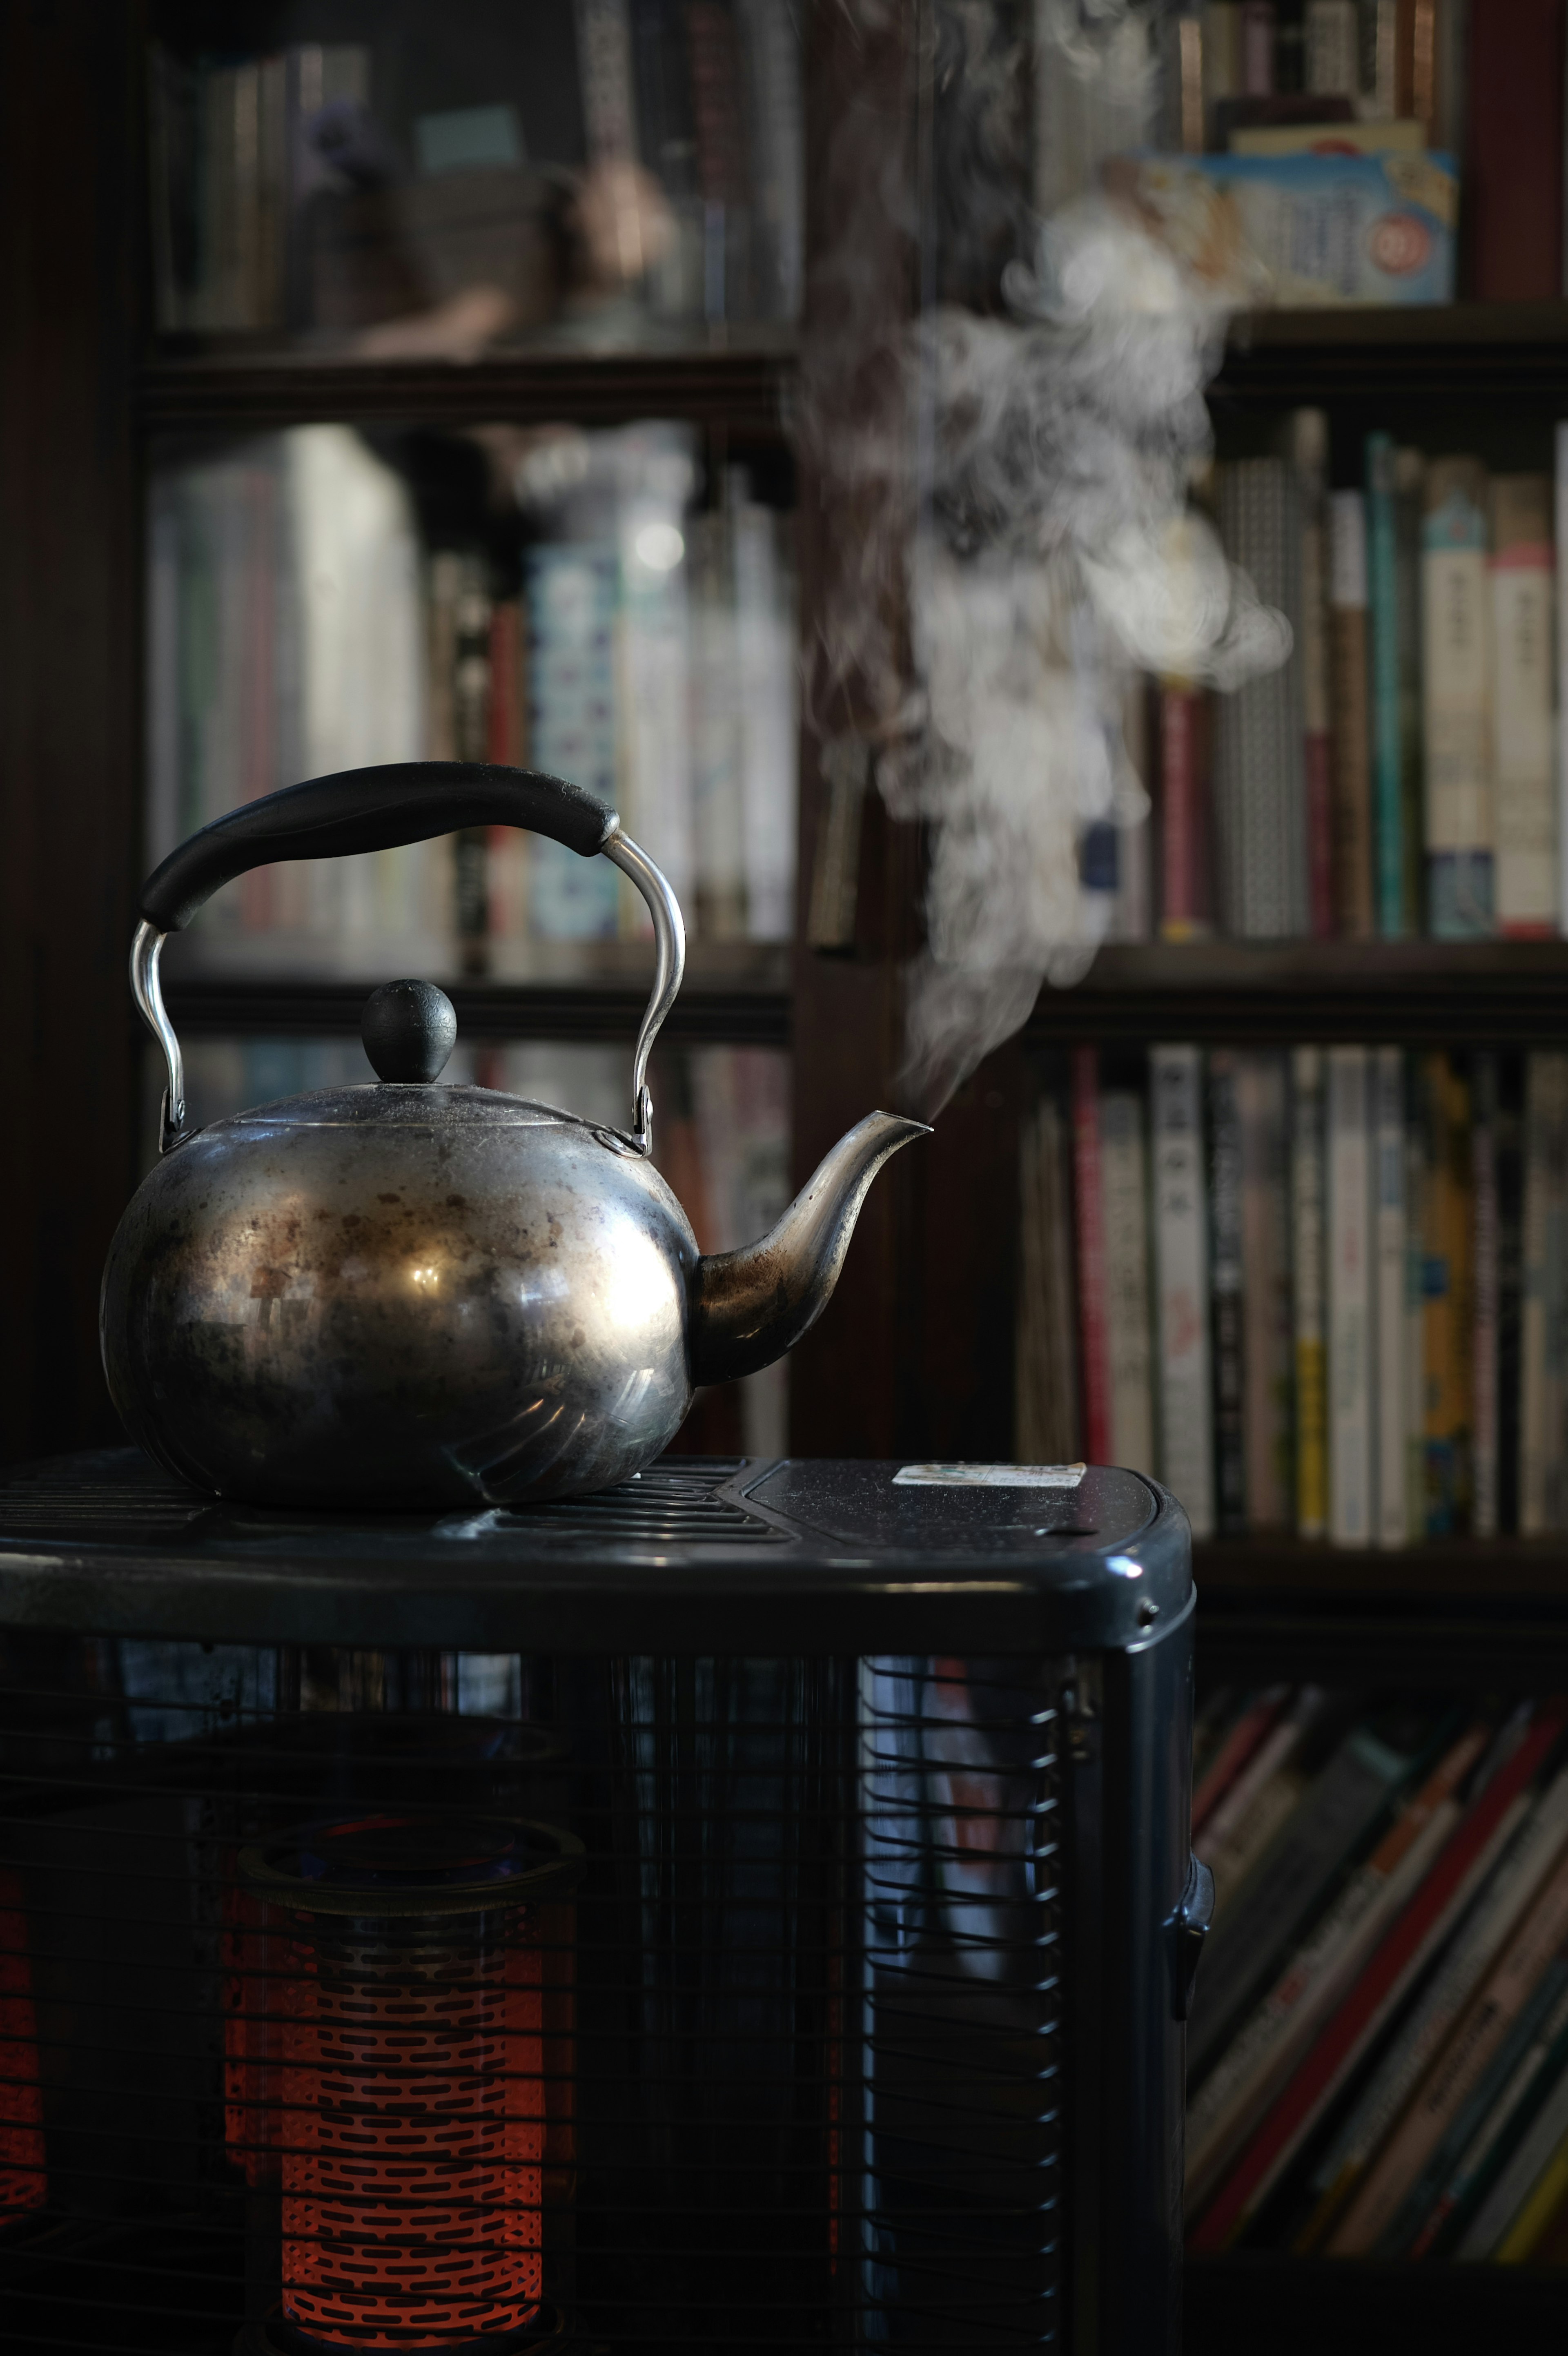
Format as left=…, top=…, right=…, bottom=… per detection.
left=139, top=762, right=616, bottom=932
left=131, top=763, right=684, bottom=1161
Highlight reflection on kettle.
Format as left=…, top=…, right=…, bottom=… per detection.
left=100, top=762, right=927, bottom=1508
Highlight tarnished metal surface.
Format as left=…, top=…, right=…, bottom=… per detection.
left=690, top=1112, right=931, bottom=1383
left=101, top=1085, right=929, bottom=1510
left=101, top=1086, right=700, bottom=1508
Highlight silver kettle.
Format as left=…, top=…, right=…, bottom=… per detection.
left=100, top=763, right=926, bottom=1507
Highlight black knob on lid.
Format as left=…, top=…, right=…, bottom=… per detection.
left=361, top=980, right=457, bottom=1084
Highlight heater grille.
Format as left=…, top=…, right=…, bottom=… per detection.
left=0, top=1460, right=788, bottom=1551
left=0, top=1638, right=1066, bottom=2355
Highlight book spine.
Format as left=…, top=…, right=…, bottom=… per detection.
left=1192, top=1708, right=1568, bottom=2252
left=1305, top=0, right=1360, bottom=94
left=1196, top=1687, right=1330, bottom=1899
left=1365, top=433, right=1405, bottom=936
left=1461, top=2048, right=1568, bottom=2256
left=1071, top=1048, right=1113, bottom=1468
left=1327, top=1047, right=1373, bottom=1544
left=1374, top=1045, right=1408, bottom=1547
left=1304, top=1758, right=1568, bottom=2236
left=1395, top=448, right=1427, bottom=930
left=1328, top=489, right=1375, bottom=938
left=1016, top=1094, right=1082, bottom=1465
left=1496, top=2122, right=1568, bottom=2260
left=1210, top=1050, right=1247, bottom=1534
left=1558, top=423, right=1568, bottom=930
left=1473, top=1054, right=1501, bottom=1539
left=1409, top=1971, right=1568, bottom=2256
left=733, top=496, right=796, bottom=938
left=1491, top=473, right=1557, bottom=936
left=1329, top=1849, right=1568, bottom=2254
left=1158, top=680, right=1209, bottom=939
left=1192, top=1687, right=1291, bottom=1836
left=1099, top=1088, right=1157, bottom=1477
left=1520, top=1052, right=1568, bottom=1533
left=1421, top=1054, right=1474, bottom=1536
left=576, top=0, right=641, bottom=161
left=1405, top=1077, right=1427, bottom=1538
left=1464, top=0, right=1566, bottom=302
left=1499, top=1056, right=1526, bottom=1534
left=1152, top=1044, right=1215, bottom=1538
left=1292, top=1045, right=1328, bottom=1538
left=1238, top=1052, right=1294, bottom=1529
left=1292, top=410, right=1335, bottom=937
left=1423, top=456, right=1494, bottom=938
left=1242, top=0, right=1276, bottom=94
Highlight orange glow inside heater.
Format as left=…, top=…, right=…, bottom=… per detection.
left=240, top=1812, right=576, bottom=2353
left=0, top=1865, right=45, bottom=2216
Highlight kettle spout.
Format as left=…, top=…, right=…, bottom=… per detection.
left=689, top=1111, right=930, bottom=1386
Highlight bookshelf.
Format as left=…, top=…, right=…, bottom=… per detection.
left=7, top=4, right=1568, bottom=2345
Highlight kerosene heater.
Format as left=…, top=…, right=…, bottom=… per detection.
left=0, top=1449, right=1202, bottom=2354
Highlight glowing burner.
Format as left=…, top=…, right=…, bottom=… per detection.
left=241, top=1813, right=581, bottom=2352
left=0, top=1865, right=45, bottom=2216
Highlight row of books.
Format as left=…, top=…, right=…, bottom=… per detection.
left=1187, top=1685, right=1568, bottom=2266
left=1016, top=1043, right=1568, bottom=1546
left=1128, top=417, right=1568, bottom=945
left=148, top=0, right=803, bottom=346
left=174, top=1036, right=790, bottom=1455
left=147, top=421, right=797, bottom=965
left=1118, top=0, right=1555, bottom=305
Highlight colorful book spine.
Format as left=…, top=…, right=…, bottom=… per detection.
left=1158, top=679, right=1210, bottom=939
left=1100, top=1088, right=1157, bottom=1477
left=1292, top=1045, right=1328, bottom=1538
left=1328, top=488, right=1375, bottom=938
left=1192, top=1707, right=1568, bottom=2253
left=1327, top=1046, right=1372, bottom=1545
left=1473, top=1055, right=1501, bottom=1541
left=1152, top=1043, right=1215, bottom=1539
left=1419, top=1054, right=1474, bottom=1536
left=1210, top=1050, right=1248, bottom=1535
left=1422, top=456, right=1494, bottom=939
left=1490, top=473, right=1557, bottom=937
left=1292, top=410, right=1335, bottom=937
left=1302, top=1757, right=1568, bottom=2243
left=1071, top=1048, right=1113, bottom=1468
left=1238, top=1051, right=1293, bottom=1529
left=1015, top=1095, right=1082, bottom=1465
left=1365, top=433, right=1405, bottom=936
left=1373, top=1045, right=1408, bottom=1548
left=1499, top=1057, right=1526, bottom=1536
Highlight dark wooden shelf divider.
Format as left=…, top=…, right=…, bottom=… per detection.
left=1026, top=938, right=1568, bottom=1045
left=1187, top=2251, right=1568, bottom=2356
left=1215, top=298, right=1568, bottom=402
left=138, top=342, right=794, bottom=439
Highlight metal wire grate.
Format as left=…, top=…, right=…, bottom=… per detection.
left=0, top=1636, right=1065, bottom=2354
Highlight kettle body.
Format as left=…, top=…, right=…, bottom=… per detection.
left=102, top=762, right=926, bottom=1508
left=103, top=1085, right=700, bottom=1507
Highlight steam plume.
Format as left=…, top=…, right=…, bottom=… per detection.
left=798, top=0, right=1289, bottom=1116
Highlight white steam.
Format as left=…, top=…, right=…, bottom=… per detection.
left=798, top=5, right=1289, bottom=1115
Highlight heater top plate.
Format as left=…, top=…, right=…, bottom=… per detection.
left=0, top=1448, right=1189, bottom=1655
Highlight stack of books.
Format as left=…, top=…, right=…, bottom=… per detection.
left=1187, top=1685, right=1568, bottom=2267
left=1126, top=415, right=1568, bottom=947
left=147, top=420, right=797, bottom=969
left=148, top=0, right=803, bottom=344
left=1017, top=1043, right=1568, bottom=1546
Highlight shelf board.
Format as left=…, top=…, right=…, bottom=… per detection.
left=135, top=303, right=1568, bottom=440
left=138, top=342, right=794, bottom=439
left=1214, top=298, right=1568, bottom=401
left=1195, top=1532, right=1568, bottom=1682
left=161, top=972, right=792, bottom=1048
left=1025, top=938, right=1568, bottom=1045
left=1187, top=2252, right=1568, bottom=2356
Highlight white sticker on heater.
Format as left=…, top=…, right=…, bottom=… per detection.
left=892, top=1463, right=1087, bottom=1488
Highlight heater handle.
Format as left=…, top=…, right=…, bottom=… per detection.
left=1167, top=1852, right=1214, bottom=2023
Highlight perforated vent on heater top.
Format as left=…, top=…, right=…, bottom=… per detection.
left=0, top=1458, right=789, bottom=1549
